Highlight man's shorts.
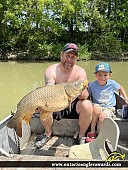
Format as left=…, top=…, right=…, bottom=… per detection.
left=93, top=103, right=116, bottom=118
left=53, top=98, right=79, bottom=121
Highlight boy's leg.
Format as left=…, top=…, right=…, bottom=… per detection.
left=97, top=108, right=115, bottom=132
left=91, top=104, right=101, bottom=132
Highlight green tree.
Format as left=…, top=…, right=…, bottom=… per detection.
left=0, top=0, right=128, bottom=60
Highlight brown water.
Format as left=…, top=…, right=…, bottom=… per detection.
left=0, top=60, right=128, bottom=120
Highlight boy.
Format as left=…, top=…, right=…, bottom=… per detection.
left=87, top=62, right=128, bottom=142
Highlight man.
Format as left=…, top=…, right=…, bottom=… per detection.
left=35, top=43, right=92, bottom=148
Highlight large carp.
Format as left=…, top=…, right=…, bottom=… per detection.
left=7, top=80, right=88, bottom=137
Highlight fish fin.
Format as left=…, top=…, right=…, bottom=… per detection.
left=69, top=99, right=73, bottom=113
left=7, top=117, right=22, bottom=138
left=16, top=120, right=22, bottom=137
left=40, top=111, right=51, bottom=120
left=24, top=114, right=32, bottom=125
left=69, top=103, right=71, bottom=112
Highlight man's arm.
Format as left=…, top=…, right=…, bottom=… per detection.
left=77, top=67, right=89, bottom=100
left=77, top=67, right=87, bottom=81
left=44, top=66, right=56, bottom=85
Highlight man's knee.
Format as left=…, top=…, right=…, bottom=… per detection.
left=76, top=99, right=92, bottom=114
left=78, top=99, right=92, bottom=107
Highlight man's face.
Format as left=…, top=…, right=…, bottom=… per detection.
left=61, top=51, right=77, bottom=70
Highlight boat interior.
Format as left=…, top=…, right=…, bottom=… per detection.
left=0, top=93, right=128, bottom=161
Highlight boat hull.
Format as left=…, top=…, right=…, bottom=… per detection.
left=0, top=93, right=128, bottom=161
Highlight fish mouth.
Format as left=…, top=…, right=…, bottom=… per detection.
left=83, top=80, right=88, bottom=88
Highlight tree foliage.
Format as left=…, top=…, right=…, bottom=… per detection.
left=0, top=0, right=128, bottom=60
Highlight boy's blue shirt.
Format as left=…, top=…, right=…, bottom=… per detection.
left=88, top=79, right=120, bottom=108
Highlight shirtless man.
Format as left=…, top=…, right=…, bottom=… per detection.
left=35, top=43, right=92, bottom=148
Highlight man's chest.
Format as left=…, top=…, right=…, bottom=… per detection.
left=55, top=73, right=78, bottom=83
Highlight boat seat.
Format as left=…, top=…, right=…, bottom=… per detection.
left=69, top=117, right=120, bottom=160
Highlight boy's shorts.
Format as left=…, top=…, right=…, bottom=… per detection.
left=93, top=103, right=116, bottom=118
left=53, top=98, right=79, bottom=121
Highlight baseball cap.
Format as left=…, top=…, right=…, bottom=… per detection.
left=94, top=62, right=112, bottom=73
left=63, top=43, right=78, bottom=55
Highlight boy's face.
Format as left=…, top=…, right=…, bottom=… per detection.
left=95, top=71, right=111, bottom=86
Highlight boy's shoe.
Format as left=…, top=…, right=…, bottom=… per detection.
left=35, top=133, right=51, bottom=149
left=79, top=137, right=86, bottom=145
left=85, top=132, right=96, bottom=143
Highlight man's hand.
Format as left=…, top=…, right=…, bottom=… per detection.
left=78, top=89, right=89, bottom=100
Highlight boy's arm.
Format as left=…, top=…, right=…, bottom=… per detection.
left=119, top=85, right=128, bottom=103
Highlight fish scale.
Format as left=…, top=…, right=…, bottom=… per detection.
left=7, top=80, right=88, bottom=137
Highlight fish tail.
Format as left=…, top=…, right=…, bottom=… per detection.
left=7, top=117, right=22, bottom=138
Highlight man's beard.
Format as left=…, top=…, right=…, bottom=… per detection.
left=62, top=62, right=73, bottom=69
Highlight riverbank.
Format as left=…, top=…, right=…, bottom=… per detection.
left=1, top=50, right=128, bottom=61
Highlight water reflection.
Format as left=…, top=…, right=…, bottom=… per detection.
left=0, top=60, right=128, bottom=120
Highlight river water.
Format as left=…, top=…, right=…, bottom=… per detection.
left=0, top=60, right=128, bottom=120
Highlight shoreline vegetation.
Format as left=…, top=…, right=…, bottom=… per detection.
left=0, top=50, right=128, bottom=62
left=1, top=1, right=128, bottom=62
